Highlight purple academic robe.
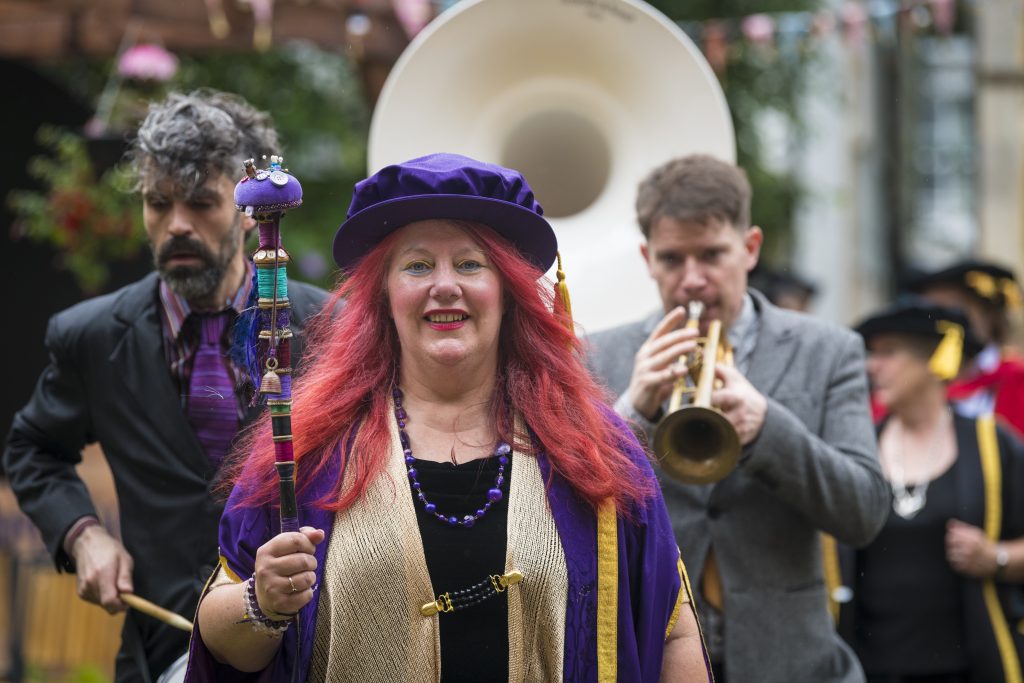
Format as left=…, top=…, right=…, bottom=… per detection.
left=184, top=413, right=709, bottom=682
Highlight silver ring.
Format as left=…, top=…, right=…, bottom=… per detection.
left=288, top=576, right=298, bottom=593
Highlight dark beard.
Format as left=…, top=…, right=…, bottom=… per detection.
left=154, top=220, right=240, bottom=304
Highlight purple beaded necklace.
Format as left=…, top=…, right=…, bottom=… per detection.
left=393, top=387, right=509, bottom=528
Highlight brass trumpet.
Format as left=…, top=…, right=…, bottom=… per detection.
left=652, top=301, right=741, bottom=484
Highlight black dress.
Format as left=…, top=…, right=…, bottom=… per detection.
left=412, top=454, right=511, bottom=683
left=854, top=464, right=969, bottom=678
left=839, top=413, right=1024, bottom=682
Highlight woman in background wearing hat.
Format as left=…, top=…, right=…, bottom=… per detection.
left=184, top=154, right=710, bottom=682
left=842, top=299, right=1024, bottom=683
left=908, top=260, right=1024, bottom=439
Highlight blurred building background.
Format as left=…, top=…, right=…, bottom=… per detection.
left=784, top=0, right=1024, bottom=326
left=1, top=0, right=1021, bottom=680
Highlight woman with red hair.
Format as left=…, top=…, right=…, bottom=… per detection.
left=185, top=153, right=709, bottom=682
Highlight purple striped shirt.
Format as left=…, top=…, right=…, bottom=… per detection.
left=158, top=265, right=254, bottom=420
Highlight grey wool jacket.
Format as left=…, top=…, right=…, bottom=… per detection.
left=585, top=289, right=890, bottom=683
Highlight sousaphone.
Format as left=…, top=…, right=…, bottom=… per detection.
left=369, top=0, right=735, bottom=333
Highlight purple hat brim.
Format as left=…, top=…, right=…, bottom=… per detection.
left=333, top=194, right=557, bottom=273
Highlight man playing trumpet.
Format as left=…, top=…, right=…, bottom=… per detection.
left=586, top=154, right=889, bottom=683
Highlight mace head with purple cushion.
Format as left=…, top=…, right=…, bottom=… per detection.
left=234, top=155, right=303, bottom=216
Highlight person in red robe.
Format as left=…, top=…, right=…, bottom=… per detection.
left=907, top=260, right=1024, bottom=439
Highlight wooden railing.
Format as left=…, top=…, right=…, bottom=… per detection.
left=1, top=445, right=123, bottom=682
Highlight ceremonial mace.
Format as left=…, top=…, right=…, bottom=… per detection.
left=234, top=154, right=303, bottom=535
left=234, top=156, right=303, bottom=681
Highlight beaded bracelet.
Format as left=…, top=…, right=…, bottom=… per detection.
left=242, top=573, right=292, bottom=637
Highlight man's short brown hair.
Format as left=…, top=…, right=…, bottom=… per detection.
left=635, top=154, right=752, bottom=238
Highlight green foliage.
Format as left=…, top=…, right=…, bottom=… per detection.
left=37, top=44, right=369, bottom=291
left=67, top=664, right=111, bottom=683
left=650, top=0, right=815, bottom=20
left=647, top=0, right=820, bottom=262
left=174, top=44, right=369, bottom=182
left=171, top=44, right=369, bottom=289
left=726, top=40, right=811, bottom=261
left=24, top=662, right=110, bottom=683
left=28, top=3, right=823, bottom=284
left=8, top=126, right=147, bottom=293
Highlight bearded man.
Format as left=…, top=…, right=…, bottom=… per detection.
left=3, top=89, right=327, bottom=682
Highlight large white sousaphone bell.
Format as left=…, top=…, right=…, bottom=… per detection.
left=369, top=0, right=735, bottom=333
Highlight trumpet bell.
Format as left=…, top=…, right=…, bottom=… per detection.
left=653, top=405, right=741, bottom=485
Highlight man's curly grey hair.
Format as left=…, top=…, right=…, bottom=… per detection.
left=128, top=88, right=280, bottom=195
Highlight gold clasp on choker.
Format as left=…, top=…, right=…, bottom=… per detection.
left=420, top=569, right=524, bottom=617
left=421, top=593, right=454, bottom=617
left=490, top=569, right=524, bottom=593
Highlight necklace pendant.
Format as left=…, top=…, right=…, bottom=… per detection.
left=893, top=491, right=926, bottom=519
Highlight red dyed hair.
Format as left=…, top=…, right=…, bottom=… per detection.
left=227, top=222, right=650, bottom=515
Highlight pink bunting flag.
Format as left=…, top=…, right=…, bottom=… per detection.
left=741, top=14, right=776, bottom=46
left=391, top=0, right=433, bottom=39
left=703, top=20, right=729, bottom=75
left=929, top=0, right=956, bottom=35
left=840, top=1, right=868, bottom=46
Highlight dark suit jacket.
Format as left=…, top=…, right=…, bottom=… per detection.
left=3, top=271, right=328, bottom=682
left=586, top=290, right=890, bottom=683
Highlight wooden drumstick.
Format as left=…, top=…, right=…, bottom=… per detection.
left=121, top=593, right=193, bottom=632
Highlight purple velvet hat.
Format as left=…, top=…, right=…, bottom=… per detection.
left=332, top=153, right=556, bottom=272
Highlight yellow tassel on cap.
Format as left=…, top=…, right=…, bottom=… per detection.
left=554, top=251, right=575, bottom=337
left=965, top=270, right=1021, bottom=311
left=929, top=321, right=964, bottom=381
left=1001, top=278, right=1022, bottom=312
left=966, top=271, right=998, bottom=301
